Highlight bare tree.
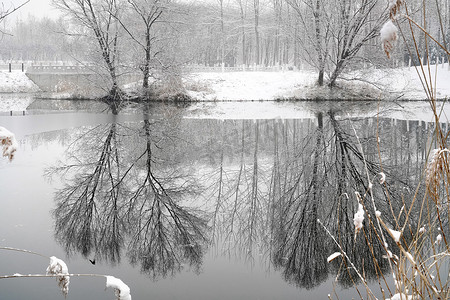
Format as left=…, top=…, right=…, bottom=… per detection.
left=54, top=0, right=124, bottom=112
left=117, top=0, right=166, bottom=92
left=287, top=0, right=386, bottom=87
left=286, top=0, right=330, bottom=85
left=327, top=0, right=387, bottom=87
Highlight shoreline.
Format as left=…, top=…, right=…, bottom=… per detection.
left=0, top=65, right=449, bottom=112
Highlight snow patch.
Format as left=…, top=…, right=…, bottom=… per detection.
left=184, top=63, right=450, bottom=101
left=380, top=21, right=398, bottom=58
left=0, top=71, right=40, bottom=93
left=386, top=293, right=412, bottom=300
left=353, top=203, right=365, bottom=234
left=327, top=252, right=342, bottom=263
left=184, top=71, right=315, bottom=101
left=106, top=276, right=132, bottom=300
left=404, top=251, right=416, bottom=265
left=389, top=228, right=402, bottom=243
left=379, top=172, right=386, bottom=184
left=46, top=256, right=70, bottom=297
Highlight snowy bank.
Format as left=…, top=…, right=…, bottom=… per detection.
left=184, top=71, right=316, bottom=101
left=184, top=64, right=450, bottom=101
left=0, top=64, right=449, bottom=104
left=0, top=71, right=40, bottom=93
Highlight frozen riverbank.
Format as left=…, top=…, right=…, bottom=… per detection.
left=0, top=64, right=449, bottom=108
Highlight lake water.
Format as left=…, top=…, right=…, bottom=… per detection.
left=0, top=99, right=448, bottom=299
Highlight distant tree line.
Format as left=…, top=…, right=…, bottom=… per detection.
left=0, top=0, right=449, bottom=89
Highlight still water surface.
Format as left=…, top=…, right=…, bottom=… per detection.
left=0, top=100, right=447, bottom=299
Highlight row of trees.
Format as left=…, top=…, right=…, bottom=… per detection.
left=1, top=0, right=449, bottom=93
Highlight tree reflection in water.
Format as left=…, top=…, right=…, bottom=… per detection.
left=49, top=104, right=209, bottom=279
left=206, top=111, right=414, bottom=290
left=49, top=105, right=425, bottom=290
left=272, top=112, right=328, bottom=289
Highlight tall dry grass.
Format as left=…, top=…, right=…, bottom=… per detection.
left=323, top=1, right=449, bottom=299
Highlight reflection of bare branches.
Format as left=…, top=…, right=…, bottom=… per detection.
left=209, top=120, right=272, bottom=263
left=325, top=112, right=396, bottom=287
left=50, top=108, right=209, bottom=279
left=53, top=123, right=125, bottom=263
left=273, top=113, right=328, bottom=289
left=126, top=108, right=208, bottom=278
left=49, top=110, right=425, bottom=289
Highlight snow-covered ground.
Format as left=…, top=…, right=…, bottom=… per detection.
left=184, top=71, right=316, bottom=101
left=184, top=63, right=450, bottom=101
left=0, top=71, right=40, bottom=93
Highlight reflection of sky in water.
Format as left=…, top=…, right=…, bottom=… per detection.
left=0, top=102, right=447, bottom=299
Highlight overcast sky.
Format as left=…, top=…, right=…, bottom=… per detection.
left=7, top=0, right=60, bottom=20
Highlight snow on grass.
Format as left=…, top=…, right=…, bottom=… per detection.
left=353, top=203, right=365, bottom=234
left=404, top=251, right=416, bottom=265
left=389, top=228, right=402, bottom=243
left=184, top=63, right=450, bottom=101
left=0, top=71, right=39, bottom=111
left=106, top=276, right=132, bottom=300
left=184, top=71, right=316, bottom=101
left=0, top=93, right=35, bottom=112
left=435, top=234, right=442, bottom=244
left=327, top=252, right=342, bottom=263
left=379, top=172, right=386, bottom=184
left=0, top=71, right=40, bottom=93
left=386, top=293, right=412, bottom=300
left=46, top=256, right=70, bottom=297
left=344, top=63, right=450, bottom=100
left=380, top=20, right=398, bottom=59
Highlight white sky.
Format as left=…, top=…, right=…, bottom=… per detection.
left=5, top=0, right=60, bottom=20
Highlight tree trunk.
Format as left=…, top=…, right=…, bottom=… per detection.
left=318, top=69, right=324, bottom=86
left=314, top=0, right=325, bottom=86
left=254, top=0, right=260, bottom=65
left=143, top=29, right=151, bottom=90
